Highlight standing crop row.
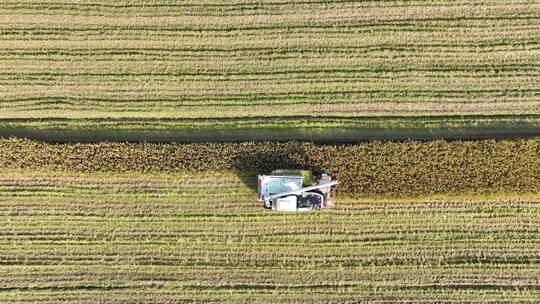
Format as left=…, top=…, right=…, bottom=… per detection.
left=1, top=138, right=538, bottom=197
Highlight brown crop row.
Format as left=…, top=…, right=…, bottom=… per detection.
left=0, top=138, right=538, bottom=197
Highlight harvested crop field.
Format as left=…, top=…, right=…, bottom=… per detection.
left=1, top=0, right=539, bottom=302
left=0, top=0, right=539, bottom=141
left=1, top=171, right=539, bottom=303
left=0, top=139, right=539, bottom=302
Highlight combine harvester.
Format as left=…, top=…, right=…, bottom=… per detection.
left=257, top=170, right=338, bottom=211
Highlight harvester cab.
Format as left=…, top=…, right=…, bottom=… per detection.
left=257, top=171, right=337, bottom=211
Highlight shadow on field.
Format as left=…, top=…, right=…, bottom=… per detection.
left=230, top=145, right=325, bottom=192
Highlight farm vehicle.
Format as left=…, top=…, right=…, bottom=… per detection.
left=257, top=170, right=337, bottom=212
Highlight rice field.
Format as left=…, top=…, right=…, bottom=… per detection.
left=1, top=140, right=539, bottom=302
left=1, top=1, right=539, bottom=302
left=0, top=170, right=539, bottom=303
left=2, top=138, right=539, bottom=197
left=0, top=0, right=539, bottom=141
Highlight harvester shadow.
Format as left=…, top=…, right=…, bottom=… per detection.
left=230, top=144, right=324, bottom=192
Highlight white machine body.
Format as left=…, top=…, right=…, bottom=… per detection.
left=273, top=195, right=298, bottom=212
left=257, top=174, right=337, bottom=211
left=257, top=175, right=303, bottom=203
